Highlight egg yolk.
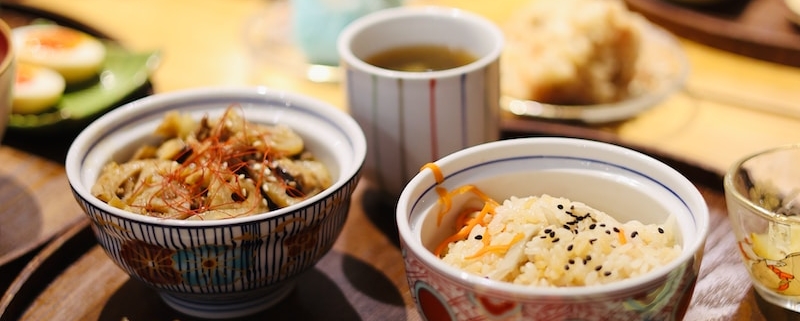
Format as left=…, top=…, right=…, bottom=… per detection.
left=15, top=63, right=36, bottom=83
left=24, top=28, right=83, bottom=50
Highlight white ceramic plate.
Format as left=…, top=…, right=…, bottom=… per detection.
left=501, top=21, right=689, bottom=124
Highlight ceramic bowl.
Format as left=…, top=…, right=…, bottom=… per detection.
left=725, top=144, right=800, bottom=312
left=396, top=137, right=709, bottom=320
left=65, top=86, right=366, bottom=319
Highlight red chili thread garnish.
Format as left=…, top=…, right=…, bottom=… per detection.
left=126, top=105, right=304, bottom=219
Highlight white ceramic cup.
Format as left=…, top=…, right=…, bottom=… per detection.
left=337, top=6, right=503, bottom=197
left=0, top=20, right=15, bottom=142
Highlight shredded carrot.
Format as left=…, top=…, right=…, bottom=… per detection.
left=422, top=163, right=501, bottom=226
left=433, top=201, right=494, bottom=257
left=423, top=162, right=508, bottom=258
left=434, top=186, right=450, bottom=226
left=421, top=162, right=444, bottom=184
left=436, top=187, right=486, bottom=225
left=450, top=184, right=496, bottom=205
left=618, top=228, right=627, bottom=245
left=435, top=184, right=498, bottom=226
left=433, top=225, right=472, bottom=258
left=465, top=232, right=525, bottom=260
left=455, top=208, right=482, bottom=228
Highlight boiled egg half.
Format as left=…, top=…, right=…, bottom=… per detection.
left=12, top=24, right=106, bottom=85
left=12, top=62, right=66, bottom=114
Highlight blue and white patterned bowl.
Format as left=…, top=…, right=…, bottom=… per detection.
left=396, top=137, right=709, bottom=321
left=65, top=86, right=366, bottom=319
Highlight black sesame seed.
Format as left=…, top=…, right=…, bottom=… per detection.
left=595, top=265, right=602, bottom=271
left=604, top=271, right=612, bottom=277
left=605, top=230, right=611, bottom=235
left=540, top=235, right=547, bottom=239
left=658, top=227, right=665, bottom=234
left=585, top=255, right=592, bottom=261
left=589, top=224, right=597, bottom=230
left=565, top=265, right=570, bottom=270
left=589, top=238, right=597, bottom=244
left=567, top=244, right=574, bottom=251
left=613, top=227, right=620, bottom=233
left=563, top=224, right=571, bottom=230
left=631, top=231, right=638, bottom=238
left=549, top=231, right=556, bottom=238
left=475, top=235, right=483, bottom=240
left=557, top=204, right=564, bottom=210
left=600, top=223, right=606, bottom=227
left=544, top=228, right=552, bottom=234
left=566, top=211, right=573, bottom=215
left=552, top=238, right=560, bottom=243
left=568, top=259, right=575, bottom=264
left=582, top=259, right=588, bottom=265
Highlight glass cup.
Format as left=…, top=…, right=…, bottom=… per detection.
left=725, top=143, right=800, bottom=312
left=245, top=0, right=401, bottom=84
left=292, top=0, right=402, bottom=67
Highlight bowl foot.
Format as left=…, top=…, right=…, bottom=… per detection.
left=158, top=281, right=296, bottom=319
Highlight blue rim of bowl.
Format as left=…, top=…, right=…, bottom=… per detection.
left=65, top=86, right=367, bottom=227
left=412, top=155, right=693, bottom=220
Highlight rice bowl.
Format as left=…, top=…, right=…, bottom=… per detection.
left=397, top=137, right=708, bottom=320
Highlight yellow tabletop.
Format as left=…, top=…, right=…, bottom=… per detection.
left=7, top=0, right=800, bottom=175
left=1, top=1, right=799, bottom=320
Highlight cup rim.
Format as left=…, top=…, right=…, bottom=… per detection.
left=336, top=5, right=504, bottom=80
left=396, top=137, right=709, bottom=297
left=724, top=143, right=800, bottom=222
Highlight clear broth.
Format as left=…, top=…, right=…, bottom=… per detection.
left=364, top=45, right=477, bottom=72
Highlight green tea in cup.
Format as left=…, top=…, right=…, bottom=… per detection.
left=364, top=45, right=477, bottom=72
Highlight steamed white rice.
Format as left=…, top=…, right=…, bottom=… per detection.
left=439, top=194, right=681, bottom=287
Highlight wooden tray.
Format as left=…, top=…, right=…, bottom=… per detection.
left=624, top=0, right=800, bottom=67
left=3, top=124, right=800, bottom=321
left=0, top=183, right=417, bottom=321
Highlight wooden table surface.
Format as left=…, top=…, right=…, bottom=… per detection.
left=0, top=0, right=799, bottom=320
